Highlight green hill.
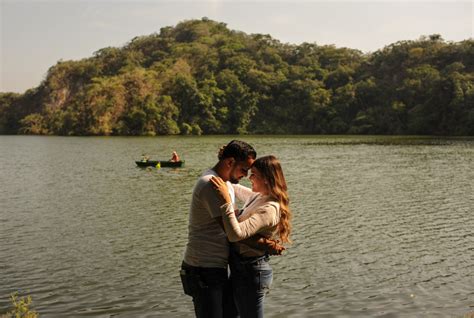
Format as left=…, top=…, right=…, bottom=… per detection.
left=1, top=18, right=473, bottom=135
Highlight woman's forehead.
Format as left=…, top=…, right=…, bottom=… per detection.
left=250, top=167, right=260, bottom=174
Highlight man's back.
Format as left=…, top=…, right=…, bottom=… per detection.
left=183, top=169, right=235, bottom=268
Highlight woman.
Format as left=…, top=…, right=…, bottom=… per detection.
left=210, top=155, right=292, bottom=318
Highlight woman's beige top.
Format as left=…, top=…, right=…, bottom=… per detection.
left=220, top=184, right=280, bottom=257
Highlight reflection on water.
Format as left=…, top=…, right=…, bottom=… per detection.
left=0, top=136, right=473, bottom=317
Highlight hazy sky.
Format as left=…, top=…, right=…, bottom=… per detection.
left=1, top=0, right=472, bottom=93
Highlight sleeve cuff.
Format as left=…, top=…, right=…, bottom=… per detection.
left=220, top=202, right=233, bottom=213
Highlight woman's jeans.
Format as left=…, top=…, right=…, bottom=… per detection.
left=180, top=261, right=238, bottom=318
left=229, top=248, right=273, bottom=318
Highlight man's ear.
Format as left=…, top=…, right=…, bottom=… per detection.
left=225, top=157, right=235, bottom=168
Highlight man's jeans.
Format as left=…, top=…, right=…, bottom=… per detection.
left=180, top=261, right=238, bottom=318
left=229, top=249, right=273, bottom=318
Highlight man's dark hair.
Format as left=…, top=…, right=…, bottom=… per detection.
left=220, top=140, right=256, bottom=162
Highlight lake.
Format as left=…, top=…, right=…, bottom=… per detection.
left=0, top=135, right=473, bottom=317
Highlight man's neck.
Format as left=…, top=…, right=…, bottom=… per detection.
left=212, top=161, right=228, bottom=182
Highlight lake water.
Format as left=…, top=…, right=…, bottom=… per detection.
left=1, top=135, right=473, bottom=317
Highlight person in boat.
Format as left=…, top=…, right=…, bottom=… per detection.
left=180, top=140, right=284, bottom=318
left=210, top=155, right=292, bottom=318
left=170, top=151, right=180, bottom=162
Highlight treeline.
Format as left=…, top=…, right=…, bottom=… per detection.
left=1, top=18, right=473, bottom=135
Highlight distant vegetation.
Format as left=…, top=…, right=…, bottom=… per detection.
left=0, top=293, right=39, bottom=318
left=1, top=18, right=473, bottom=135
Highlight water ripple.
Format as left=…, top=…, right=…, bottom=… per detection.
left=1, top=136, right=473, bottom=317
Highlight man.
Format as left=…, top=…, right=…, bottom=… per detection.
left=180, top=140, right=282, bottom=318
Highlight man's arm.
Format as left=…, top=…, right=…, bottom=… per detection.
left=240, top=236, right=286, bottom=256
left=214, top=217, right=285, bottom=255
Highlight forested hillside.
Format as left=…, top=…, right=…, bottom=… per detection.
left=1, top=18, right=473, bottom=135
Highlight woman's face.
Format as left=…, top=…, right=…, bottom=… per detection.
left=249, top=167, right=268, bottom=194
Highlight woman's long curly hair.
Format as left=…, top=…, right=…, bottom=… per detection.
left=252, top=155, right=292, bottom=243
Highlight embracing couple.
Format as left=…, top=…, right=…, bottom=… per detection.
left=180, top=140, right=292, bottom=318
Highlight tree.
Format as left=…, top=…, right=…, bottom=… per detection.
left=1, top=18, right=472, bottom=136
left=217, top=69, right=257, bottom=134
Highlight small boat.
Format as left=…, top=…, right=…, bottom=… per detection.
left=135, top=160, right=185, bottom=168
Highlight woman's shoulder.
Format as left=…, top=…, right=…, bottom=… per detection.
left=258, top=198, right=280, bottom=214
left=267, top=200, right=280, bottom=211
left=256, top=199, right=281, bottom=226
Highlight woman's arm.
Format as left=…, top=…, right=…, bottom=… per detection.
left=210, top=176, right=279, bottom=242
left=232, top=183, right=254, bottom=202
left=220, top=202, right=278, bottom=242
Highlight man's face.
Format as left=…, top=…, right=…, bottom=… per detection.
left=228, top=157, right=254, bottom=184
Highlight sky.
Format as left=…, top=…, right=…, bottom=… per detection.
left=1, top=0, right=472, bottom=93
